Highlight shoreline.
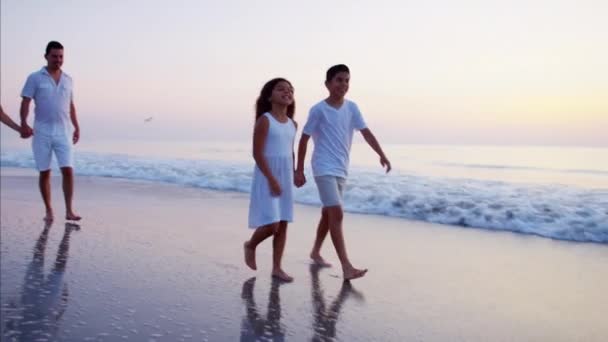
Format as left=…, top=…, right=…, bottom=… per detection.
left=1, top=167, right=608, bottom=341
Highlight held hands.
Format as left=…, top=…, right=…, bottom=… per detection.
left=294, top=170, right=306, bottom=188
left=20, top=124, right=33, bottom=139
left=269, top=178, right=282, bottom=196
left=380, top=156, right=392, bottom=173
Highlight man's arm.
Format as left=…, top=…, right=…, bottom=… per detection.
left=70, top=100, right=80, bottom=144
left=20, top=97, right=34, bottom=138
left=360, top=128, right=391, bottom=173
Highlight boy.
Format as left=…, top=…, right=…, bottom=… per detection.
left=295, top=64, right=391, bottom=280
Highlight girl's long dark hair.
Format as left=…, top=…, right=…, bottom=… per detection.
left=255, top=78, right=295, bottom=121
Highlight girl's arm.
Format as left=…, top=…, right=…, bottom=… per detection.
left=253, top=117, right=280, bottom=194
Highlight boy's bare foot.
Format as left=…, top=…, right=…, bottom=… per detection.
left=343, top=267, right=368, bottom=281
left=310, top=253, right=332, bottom=267
left=65, top=222, right=81, bottom=233
left=44, top=210, right=54, bottom=222
left=66, top=212, right=82, bottom=221
left=243, top=241, right=257, bottom=270
left=271, top=269, right=294, bottom=282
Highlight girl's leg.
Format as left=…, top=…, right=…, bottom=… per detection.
left=272, top=221, right=293, bottom=282
left=244, top=223, right=278, bottom=270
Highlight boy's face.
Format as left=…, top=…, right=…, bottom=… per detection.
left=325, top=71, right=350, bottom=98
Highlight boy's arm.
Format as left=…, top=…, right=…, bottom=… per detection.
left=70, top=100, right=80, bottom=144
left=360, top=128, right=391, bottom=173
left=294, top=134, right=310, bottom=187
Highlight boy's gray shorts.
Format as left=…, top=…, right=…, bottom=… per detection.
left=314, top=176, right=346, bottom=207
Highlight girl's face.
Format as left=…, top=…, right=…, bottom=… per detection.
left=269, top=81, right=294, bottom=106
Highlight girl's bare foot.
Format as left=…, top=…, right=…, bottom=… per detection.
left=44, top=210, right=54, bottom=222
left=243, top=241, right=257, bottom=270
left=271, top=269, right=294, bottom=282
left=66, top=212, right=82, bottom=221
left=343, top=267, right=368, bottom=281
left=310, top=253, right=332, bottom=267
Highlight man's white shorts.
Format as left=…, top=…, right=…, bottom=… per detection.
left=314, top=176, right=346, bottom=207
left=32, top=132, right=73, bottom=171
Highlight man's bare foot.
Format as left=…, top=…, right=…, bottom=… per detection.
left=243, top=241, right=257, bottom=270
left=343, top=267, right=368, bottom=281
left=310, top=253, right=332, bottom=267
left=65, top=212, right=82, bottom=221
left=44, top=210, right=54, bottom=222
left=271, top=269, right=294, bottom=282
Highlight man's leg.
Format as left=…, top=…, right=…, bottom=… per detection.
left=33, top=133, right=53, bottom=222
left=39, top=170, right=53, bottom=222
left=60, top=167, right=81, bottom=221
left=325, top=205, right=367, bottom=280
left=310, top=210, right=331, bottom=266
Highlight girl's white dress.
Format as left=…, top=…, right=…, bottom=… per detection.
left=248, top=112, right=296, bottom=228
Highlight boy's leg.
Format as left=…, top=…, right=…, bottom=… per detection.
left=310, top=210, right=331, bottom=266
left=244, top=223, right=278, bottom=270
left=325, top=205, right=367, bottom=280
left=60, top=167, right=81, bottom=221
left=272, top=221, right=293, bottom=282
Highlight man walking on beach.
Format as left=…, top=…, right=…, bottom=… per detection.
left=20, top=41, right=81, bottom=222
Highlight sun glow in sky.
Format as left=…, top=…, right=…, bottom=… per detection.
left=1, top=0, right=606, bottom=146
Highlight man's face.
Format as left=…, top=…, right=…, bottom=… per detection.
left=45, top=49, right=64, bottom=70
left=325, top=71, right=350, bottom=98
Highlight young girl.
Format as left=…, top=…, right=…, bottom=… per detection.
left=244, top=78, right=297, bottom=282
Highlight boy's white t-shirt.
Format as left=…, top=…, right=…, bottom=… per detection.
left=302, top=99, right=367, bottom=178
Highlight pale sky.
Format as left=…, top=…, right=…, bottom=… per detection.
left=1, top=0, right=607, bottom=146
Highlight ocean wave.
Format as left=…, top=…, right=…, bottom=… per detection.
left=2, top=151, right=607, bottom=243
left=434, top=162, right=608, bottom=176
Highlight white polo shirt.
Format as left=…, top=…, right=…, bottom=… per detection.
left=21, top=67, right=74, bottom=136
left=302, top=99, right=367, bottom=178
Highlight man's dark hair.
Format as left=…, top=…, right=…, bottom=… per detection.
left=326, top=64, right=350, bottom=82
left=45, top=41, right=64, bottom=55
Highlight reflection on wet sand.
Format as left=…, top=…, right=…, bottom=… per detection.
left=2, top=222, right=80, bottom=341
left=310, top=264, right=364, bottom=341
left=240, top=277, right=286, bottom=342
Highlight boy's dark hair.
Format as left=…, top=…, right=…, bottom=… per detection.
left=255, top=78, right=295, bottom=121
left=326, top=64, right=350, bottom=82
left=45, top=41, right=64, bottom=55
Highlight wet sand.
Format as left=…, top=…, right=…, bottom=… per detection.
left=1, top=167, right=607, bottom=341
